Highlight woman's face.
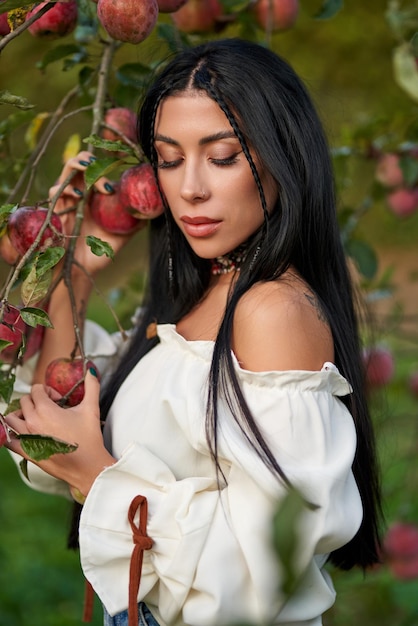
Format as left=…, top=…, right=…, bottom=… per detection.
left=154, top=91, right=278, bottom=259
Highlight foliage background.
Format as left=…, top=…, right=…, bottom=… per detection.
left=1, top=0, right=418, bottom=624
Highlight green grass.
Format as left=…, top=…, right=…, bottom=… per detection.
left=0, top=451, right=103, bottom=626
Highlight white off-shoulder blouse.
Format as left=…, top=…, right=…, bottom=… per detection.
left=8, top=322, right=363, bottom=626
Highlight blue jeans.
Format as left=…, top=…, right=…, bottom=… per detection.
left=103, top=602, right=160, bottom=626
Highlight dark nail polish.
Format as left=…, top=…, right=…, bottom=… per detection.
left=73, top=187, right=83, bottom=196
left=89, top=156, right=97, bottom=162
left=79, top=160, right=90, bottom=166
left=104, top=182, right=114, bottom=193
left=89, top=366, right=98, bottom=377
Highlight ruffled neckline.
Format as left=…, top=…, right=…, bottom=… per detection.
left=156, top=324, right=352, bottom=396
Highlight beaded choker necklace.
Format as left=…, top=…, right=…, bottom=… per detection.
left=210, top=243, right=248, bottom=275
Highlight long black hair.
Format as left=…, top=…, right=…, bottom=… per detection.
left=99, top=38, right=382, bottom=570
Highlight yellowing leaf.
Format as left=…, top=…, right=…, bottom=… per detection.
left=63, top=133, right=81, bottom=162
left=393, top=43, right=418, bottom=103
left=24, top=112, right=49, bottom=150
left=21, top=264, right=52, bottom=307
left=7, top=6, right=31, bottom=29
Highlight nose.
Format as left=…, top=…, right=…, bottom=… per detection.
left=179, top=161, right=209, bottom=203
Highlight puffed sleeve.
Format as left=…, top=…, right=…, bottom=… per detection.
left=4, top=319, right=123, bottom=497
left=79, top=354, right=363, bottom=626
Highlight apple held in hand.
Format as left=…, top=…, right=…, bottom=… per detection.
left=97, top=0, right=158, bottom=44
left=0, top=303, right=26, bottom=363
left=7, top=207, right=63, bottom=257
left=119, top=163, right=164, bottom=219
left=26, top=0, right=78, bottom=38
left=45, top=357, right=100, bottom=407
left=90, top=183, right=143, bottom=235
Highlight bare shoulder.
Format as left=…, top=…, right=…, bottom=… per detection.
left=232, top=271, right=334, bottom=372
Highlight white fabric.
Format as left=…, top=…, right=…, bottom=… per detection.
left=75, top=323, right=363, bottom=626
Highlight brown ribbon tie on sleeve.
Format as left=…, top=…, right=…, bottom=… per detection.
left=128, top=495, right=153, bottom=626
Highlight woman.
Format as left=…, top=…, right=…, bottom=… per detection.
left=5, top=38, right=382, bottom=626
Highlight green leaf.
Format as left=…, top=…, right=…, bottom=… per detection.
left=82, top=156, right=122, bottom=189
left=0, top=0, right=36, bottom=14
left=272, top=487, right=309, bottom=597
left=35, top=44, right=85, bottom=72
left=393, top=43, right=418, bottom=103
left=0, top=371, right=15, bottom=405
left=345, top=239, right=378, bottom=280
left=0, top=110, right=36, bottom=139
left=0, top=339, right=13, bottom=352
left=20, top=307, right=53, bottom=329
left=399, top=155, right=418, bottom=187
left=35, top=247, right=65, bottom=277
left=86, top=235, right=114, bottom=259
left=5, top=398, right=21, bottom=415
left=0, top=90, right=34, bottom=111
left=115, top=62, right=153, bottom=88
left=21, top=264, right=52, bottom=307
left=18, top=434, right=78, bottom=461
left=83, top=134, right=134, bottom=154
left=314, top=0, right=344, bottom=20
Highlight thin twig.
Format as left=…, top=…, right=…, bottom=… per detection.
left=0, top=2, right=53, bottom=54
left=22, top=105, right=93, bottom=203
left=7, top=85, right=81, bottom=203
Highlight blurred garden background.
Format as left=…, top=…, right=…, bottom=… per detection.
left=1, top=0, right=418, bottom=624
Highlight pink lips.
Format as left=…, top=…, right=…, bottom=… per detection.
left=180, top=215, right=221, bottom=237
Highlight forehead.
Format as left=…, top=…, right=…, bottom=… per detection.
left=154, top=91, right=236, bottom=137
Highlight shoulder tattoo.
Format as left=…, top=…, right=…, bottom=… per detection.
left=304, top=292, right=328, bottom=323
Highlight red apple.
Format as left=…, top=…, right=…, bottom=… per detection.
left=45, top=357, right=100, bottom=407
left=101, top=107, right=138, bottom=146
left=375, top=152, right=404, bottom=188
left=0, top=303, right=26, bottom=363
left=0, top=5, right=10, bottom=36
left=362, top=346, right=394, bottom=389
left=7, top=207, right=63, bottom=257
left=383, top=522, right=418, bottom=581
left=157, top=0, right=187, bottom=12
left=90, top=184, right=142, bottom=234
left=171, top=0, right=222, bottom=32
left=119, top=163, right=164, bottom=219
left=97, top=0, right=158, bottom=44
left=26, top=0, right=78, bottom=38
left=386, top=187, right=418, bottom=217
left=251, top=0, right=299, bottom=32
left=0, top=420, right=8, bottom=447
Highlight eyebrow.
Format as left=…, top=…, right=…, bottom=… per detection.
left=154, top=131, right=238, bottom=146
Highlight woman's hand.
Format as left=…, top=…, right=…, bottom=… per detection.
left=4, top=370, right=115, bottom=497
left=51, top=150, right=147, bottom=276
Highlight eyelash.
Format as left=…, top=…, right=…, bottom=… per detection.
left=157, top=153, right=241, bottom=169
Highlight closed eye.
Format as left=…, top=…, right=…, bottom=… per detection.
left=211, top=152, right=241, bottom=166
left=157, top=159, right=182, bottom=169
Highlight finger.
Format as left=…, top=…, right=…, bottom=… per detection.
left=80, top=368, right=101, bottom=417
left=57, top=151, right=96, bottom=183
